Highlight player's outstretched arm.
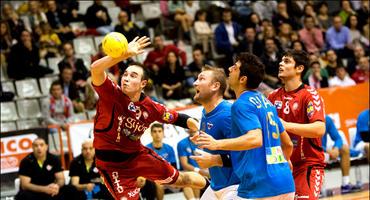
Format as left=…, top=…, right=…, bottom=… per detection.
left=90, top=36, right=150, bottom=86
left=280, top=131, right=293, bottom=160
left=280, top=118, right=325, bottom=138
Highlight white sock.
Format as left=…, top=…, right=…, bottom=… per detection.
left=342, top=176, right=350, bottom=185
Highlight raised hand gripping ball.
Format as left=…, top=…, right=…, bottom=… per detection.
left=102, top=32, right=128, bottom=58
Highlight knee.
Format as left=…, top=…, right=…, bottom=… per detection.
left=178, top=172, right=192, bottom=186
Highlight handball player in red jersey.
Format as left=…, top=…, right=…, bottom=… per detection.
left=268, top=50, right=326, bottom=200
left=90, top=36, right=206, bottom=200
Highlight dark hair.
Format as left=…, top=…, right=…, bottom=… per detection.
left=201, top=65, right=227, bottom=96
left=291, top=40, right=307, bottom=52
left=49, top=80, right=63, bottom=94
left=345, top=14, right=359, bottom=29
left=151, top=123, right=163, bottom=132
left=303, top=15, right=314, bottom=23
left=165, top=51, right=181, bottom=70
left=222, top=8, right=232, bottom=14
left=236, top=53, right=265, bottom=89
left=195, top=9, right=207, bottom=21
left=310, top=61, right=321, bottom=68
left=193, top=44, right=204, bottom=54
left=283, top=49, right=309, bottom=79
left=128, top=62, right=149, bottom=81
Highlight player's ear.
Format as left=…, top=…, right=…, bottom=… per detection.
left=141, top=79, right=148, bottom=88
left=296, top=64, right=304, bottom=74
left=212, top=81, right=220, bottom=92
left=240, top=76, right=247, bottom=85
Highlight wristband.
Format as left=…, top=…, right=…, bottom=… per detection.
left=193, top=167, right=200, bottom=173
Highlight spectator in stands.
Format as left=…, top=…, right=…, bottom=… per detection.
left=252, top=0, right=277, bottom=21
left=42, top=81, right=74, bottom=131
left=317, top=2, right=331, bottom=32
left=322, top=116, right=361, bottom=193
left=291, top=40, right=307, bottom=52
left=214, top=8, right=241, bottom=69
left=177, top=129, right=209, bottom=200
left=144, top=35, right=186, bottom=72
left=272, top=1, right=300, bottom=30
left=301, top=4, right=319, bottom=26
left=6, top=11, right=27, bottom=41
left=354, top=109, right=370, bottom=162
left=347, top=45, right=367, bottom=75
left=186, top=47, right=211, bottom=87
left=15, top=138, right=76, bottom=200
left=239, top=27, right=263, bottom=57
left=45, top=0, right=75, bottom=42
left=85, top=0, right=113, bottom=35
left=39, top=22, right=61, bottom=59
left=69, top=139, right=113, bottom=200
left=246, top=13, right=263, bottom=35
left=346, top=15, right=369, bottom=47
left=304, top=61, right=329, bottom=89
left=27, top=1, right=48, bottom=29
left=338, top=0, right=357, bottom=25
left=146, top=123, right=177, bottom=200
left=324, top=49, right=344, bottom=78
left=184, top=0, right=200, bottom=21
left=277, top=23, right=293, bottom=51
left=7, top=30, right=53, bottom=80
left=329, top=66, right=356, bottom=87
left=326, top=16, right=352, bottom=58
left=83, top=77, right=98, bottom=111
left=58, top=42, right=89, bottom=87
left=351, top=56, right=369, bottom=83
left=193, top=9, right=212, bottom=55
left=356, top=0, right=369, bottom=30
left=0, top=20, right=12, bottom=57
left=114, top=10, right=140, bottom=42
left=299, top=15, right=325, bottom=54
left=260, top=38, right=281, bottom=88
left=59, top=65, right=85, bottom=113
left=159, top=51, right=186, bottom=100
left=168, top=0, right=193, bottom=41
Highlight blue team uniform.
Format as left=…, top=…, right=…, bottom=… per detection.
left=354, top=109, right=369, bottom=147
left=177, top=137, right=199, bottom=169
left=146, top=143, right=177, bottom=165
left=230, top=91, right=295, bottom=198
left=200, top=100, right=240, bottom=191
left=322, top=115, right=344, bottom=151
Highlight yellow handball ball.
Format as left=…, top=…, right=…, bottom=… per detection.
left=102, top=32, right=128, bottom=58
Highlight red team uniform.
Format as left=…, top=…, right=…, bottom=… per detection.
left=268, top=84, right=326, bottom=200
left=93, top=77, right=181, bottom=199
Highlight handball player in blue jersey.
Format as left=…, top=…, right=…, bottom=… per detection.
left=194, top=53, right=295, bottom=199
left=190, top=65, right=240, bottom=199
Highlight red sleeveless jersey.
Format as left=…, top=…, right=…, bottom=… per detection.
left=92, top=77, right=179, bottom=154
left=268, top=84, right=326, bottom=167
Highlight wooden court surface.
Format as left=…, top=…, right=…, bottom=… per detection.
left=320, top=190, right=369, bottom=200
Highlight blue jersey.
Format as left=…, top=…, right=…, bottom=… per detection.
left=354, top=109, right=369, bottom=147
left=230, top=91, right=295, bottom=198
left=322, top=115, right=343, bottom=151
left=177, top=137, right=199, bottom=169
left=200, top=100, right=240, bottom=191
left=146, top=143, right=177, bottom=165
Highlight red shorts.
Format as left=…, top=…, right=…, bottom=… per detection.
left=96, top=147, right=179, bottom=200
left=293, top=165, right=325, bottom=200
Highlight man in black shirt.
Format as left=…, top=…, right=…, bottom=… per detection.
left=15, top=138, right=76, bottom=200
left=69, top=139, right=112, bottom=199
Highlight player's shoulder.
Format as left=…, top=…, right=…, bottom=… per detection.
left=163, top=143, right=174, bottom=150
left=268, top=87, right=283, bottom=98
left=301, top=85, right=322, bottom=99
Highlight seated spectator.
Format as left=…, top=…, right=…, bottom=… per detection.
left=291, top=40, right=307, bottom=52
left=317, top=2, right=331, bottom=32
left=15, top=138, right=77, bottom=200
left=329, top=66, right=356, bottom=87
left=69, top=139, right=113, bottom=200
left=168, top=0, right=194, bottom=41
left=338, top=0, right=357, bottom=25
left=85, top=0, right=113, bottom=35
left=299, top=15, right=325, bottom=54
left=322, top=116, right=361, bottom=194
left=193, top=10, right=212, bottom=54
left=59, top=66, right=85, bottom=113
left=146, top=123, right=177, bottom=200
left=39, top=22, right=61, bottom=59
left=324, top=49, right=344, bottom=78
left=356, top=0, right=369, bottom=29
left=260, top=38, right=282, bottom=88
left=252, top=0, right=277, bottom=21
left=214, top=8, right=241, bottom=69
left=6, top=11, right=27, bottom=41
left=42, top=81, right=74, bottom=131
left=277, top=23, right=293, bottom=51
left=304, top=61, right=329, bottom=89
left=353, top=109, right=369, bottom=162
left=246, top=12, right=263, bottom=35
left=114, top=10, right=140, bottom=42
left=177, top=129, right=209, bottom=200
left=144, top=35, right=186, bottom=72
left=159, top=51, right=186, bottom=100
left=84, top=77, right=98, bottom=111
left=346, top=15, right=369, bottom=47
left=7, top=30, right=53, bottom=80
left=186, top=47, right=211, bottom=87
left=272, top=1, right=300, bottom=30
left=326, top=16, right=352, bottom=58
left=45, top=0, right=75, bottom=42
left=27, top=1, right=48, bottom=29
left=301, top=4, right=319, bottom=26
left=346, top=45, right=366, bottom=75
left=239, top=27, right=263, bottom=57
left=58, top=42, right=89, bottom=87
left=0, top=20, right=13, bottom=57
left=351, top=56, right=369, bottom=83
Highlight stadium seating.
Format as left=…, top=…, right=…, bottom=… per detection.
left=1, top=121, right=17, bottom=132
left=73, top=37, right=96, bottom=55
left=16, top=119, right=40, bottom=130
left=1, top=102, right=18, bottom=121
left=15, top=79, right=42, bottom=98
left=16, top=99, right=42, bottom=119
left=39, top=76, right=59, bottom=96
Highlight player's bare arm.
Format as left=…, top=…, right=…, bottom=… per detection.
left=280, top=118, right=326, bottom=138
left=190, top=149, right=224, bottom=169
left=280, top=131, right=293, bottom=160
left=195, top=129, right=263, bottom=151
left=90, top=36, right=150, bottom=86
